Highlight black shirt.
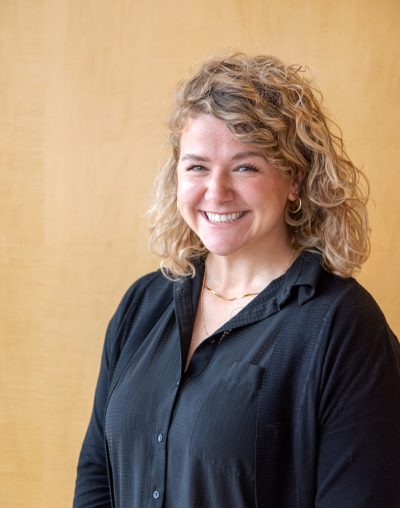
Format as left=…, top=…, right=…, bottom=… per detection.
left=74, top=253, right=400, bottom=508
left=105, top=261, right=285, bottom=507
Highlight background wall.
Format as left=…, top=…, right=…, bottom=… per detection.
left=1, top=0, right=399, bottom=506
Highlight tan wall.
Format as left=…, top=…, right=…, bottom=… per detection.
left=1, top=0, right=399, bottom=506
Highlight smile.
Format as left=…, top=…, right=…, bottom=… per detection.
left=204, top=211, right=246, bottom=223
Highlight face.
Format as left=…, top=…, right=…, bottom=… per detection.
left=176, top=114, right=300, bottom=259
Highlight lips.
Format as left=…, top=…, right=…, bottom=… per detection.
left=204, top=211, right=246, bottom=223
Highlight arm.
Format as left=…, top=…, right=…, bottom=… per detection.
left=73, top=276, right=149, bottom=507
left=73, top=271, right=172, bottom=507
left=316, top=288, right=400, bottom=507
left=73, top=313, right=119, bottom=508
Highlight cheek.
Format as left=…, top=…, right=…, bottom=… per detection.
left=177, top=178, right=202, bottom=206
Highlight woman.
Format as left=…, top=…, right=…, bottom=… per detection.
left=73, top=54, right=400, bottom=507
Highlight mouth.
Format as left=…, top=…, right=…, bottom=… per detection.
left=204, top=211, right=246, bottom=223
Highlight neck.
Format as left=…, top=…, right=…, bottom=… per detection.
left=205, top=243, right=296, bottom=297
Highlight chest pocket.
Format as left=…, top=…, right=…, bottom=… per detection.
left=189, top=361, right=265, bottom=478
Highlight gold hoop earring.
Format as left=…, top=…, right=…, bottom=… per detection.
left=289, top=196, right=302, bottom=214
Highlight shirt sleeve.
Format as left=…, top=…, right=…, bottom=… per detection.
left=316, top=289, right=400, bottom=507
left=72, top=275, right=149, bottom=508
left=72, top=313, right=118, bottom=508
left=72, top=271, right=166, bottom=507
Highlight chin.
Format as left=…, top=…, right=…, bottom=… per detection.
left=202, top=242, right=243, bottom=258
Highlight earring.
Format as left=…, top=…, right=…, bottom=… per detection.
left=289, top=196, right=302, bottom=214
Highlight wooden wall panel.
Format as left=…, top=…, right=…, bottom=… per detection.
left=1, top=0, right=399, bottom=505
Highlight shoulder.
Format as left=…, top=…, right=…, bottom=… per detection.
left=287, top=258, right=400, bottom=418
left=104, top=270, right=174, bottom=359
left=112, top=270, right=174, bottom=325
left=124, top=269, right=172, bottom=297
left=318, top=270, right=390, bottom=333
left=291, top=253, right=398, bottom=363
left=120, top=269, right=172, bottom=304
left=309, top=271, right=400, bottom=382
left=296, top=252, right=390, bottom=329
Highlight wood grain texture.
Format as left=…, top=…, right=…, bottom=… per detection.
left=1, top=0, right=399, bottom=505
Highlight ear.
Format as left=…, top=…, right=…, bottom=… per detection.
left=288, top=170, right=305, bottom=201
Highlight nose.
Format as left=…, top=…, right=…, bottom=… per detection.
left=205, top=172, right=234, bottom=203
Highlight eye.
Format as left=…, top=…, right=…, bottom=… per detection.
left=235, top=164, right=259, bottom=173
left=186, top=165, right=207, bottom=172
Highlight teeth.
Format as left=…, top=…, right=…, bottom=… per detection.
left=205, top=211, right=245, bottom=223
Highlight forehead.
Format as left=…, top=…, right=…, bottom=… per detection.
left=179, top=114, right=264, bottom=160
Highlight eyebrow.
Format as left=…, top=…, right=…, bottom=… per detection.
left=179, top=150, right=266, bottom=163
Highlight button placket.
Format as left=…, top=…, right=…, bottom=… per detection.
left=148, top=377, right=181, bottom=506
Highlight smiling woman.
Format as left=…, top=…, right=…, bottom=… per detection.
left=73, top=53, right=400, bottom=508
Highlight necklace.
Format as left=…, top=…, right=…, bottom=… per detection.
left=204, top=249, right=297, bottom=302
left=204, top=285, right=259, bottom=301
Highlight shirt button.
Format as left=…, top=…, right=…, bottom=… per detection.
left=175, top=379, right=180, bottom=386
left=157, top=433, right=163, bottom=443
left=153, top=490, right=160, bottom=499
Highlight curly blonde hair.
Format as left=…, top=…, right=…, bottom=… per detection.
left=147, top=53, right=370, bottom=278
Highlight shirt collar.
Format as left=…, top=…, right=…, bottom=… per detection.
left=277, top=251, right=322, bottom=307
left=174, top=251, right=323, bottom=333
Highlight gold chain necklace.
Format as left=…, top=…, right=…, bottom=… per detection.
left=204, top=285, right=259, bottom=301
left=204, top=249, right=297, bottom=302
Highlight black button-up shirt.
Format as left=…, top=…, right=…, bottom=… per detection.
left=74, top=252, right=400, bottom=508
left=105, top=262, right=286, bottom=507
